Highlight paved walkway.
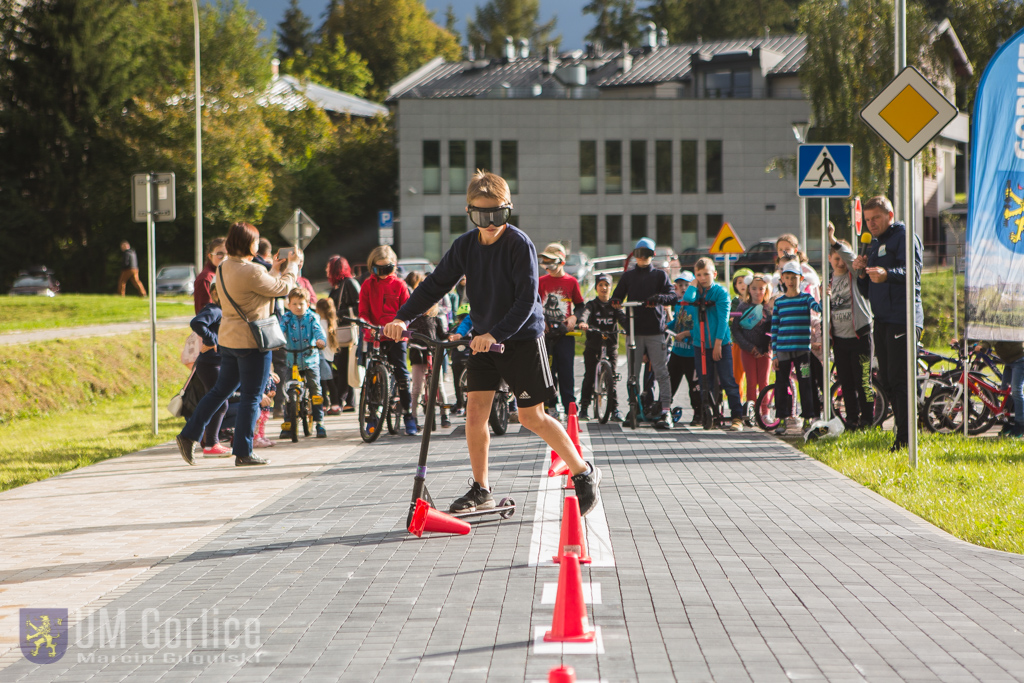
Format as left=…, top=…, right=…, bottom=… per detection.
left=0, top=317, right=193, bottom=346
left=2, top=405, right=1024, bottom=682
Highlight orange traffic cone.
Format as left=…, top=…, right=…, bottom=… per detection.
left=552, top=495, right=590, bottom=563
left=544, top=551, right=595, bottom=642
left=568, top=401, right=577, bottom=417
left=567, top=415, right=582, bottom=456
left=548, top=665, right=576, bottom=682
left=548, top=450, right=569, bottom=477
left=408, top=498, right=471, bottom=537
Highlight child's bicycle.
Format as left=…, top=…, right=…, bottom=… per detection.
left=455, top=343, right=512, bottom=435
left=589, top=331, right=620, bottom=424
left=923, top=345, right=1013, bottom=435
left=280, top=345, right=320, bottom=443
left=342, top=317, right=402, bottom=443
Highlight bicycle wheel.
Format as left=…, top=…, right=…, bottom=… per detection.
left=626, top=379, right=639, bottom=429
left=358, top=362, right=387, bottom=443
left=595, top=362, right=613, bottom=425
left=923, top=386, right=959, bottom=433
left=755, top=385, right=781, bottom=431
left=288, top=388, right=300, bottom=443
left=830, top=375, right=888, bottom=429
left=301, top=396, right=310, bottom=437
left=386, top=375, right=401, bottom=435
left=489, top=393, right=509, bottom=435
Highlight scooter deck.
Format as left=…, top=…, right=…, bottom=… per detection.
left=449, top=497, right=517, bottom=521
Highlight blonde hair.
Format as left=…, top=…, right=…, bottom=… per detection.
left=315, top=298, right=340, bottom=351
left=366, top=245, right=397, bottom=272
left=694, top=257, right=716, bottom=273
left=744, top=274, right=773, bottom=306
left=287, top=287, right=309, bottom=303
left=466, top=170, right=511, bottom=205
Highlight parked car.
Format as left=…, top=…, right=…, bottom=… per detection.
left=563, top=252, right=594, bottom=291
left=9, top=266, right=59, bottom=296
left=652, top=246, right=680, bottom=280
left=677, top=247, right=712, bottom=272
left=733, top=241, right=778, bottom=274
left=155, top=264, right=196, bottom=295
left=396, top=258, right=434, bottom=280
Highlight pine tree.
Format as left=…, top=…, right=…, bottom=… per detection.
left=583, top=0, right=640, bottom=47
left=444, top=4, right=461, bottom=46
left=466, top=0, right=560, bottom=58
left=278, top=0, right=314, bottom=61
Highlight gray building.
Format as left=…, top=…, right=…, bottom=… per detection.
left=387, top=26, right=971, bottom=264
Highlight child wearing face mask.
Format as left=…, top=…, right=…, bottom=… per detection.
left=358, top=245, right=416, bottom=436
left=537, top=242, right=584, bottom=419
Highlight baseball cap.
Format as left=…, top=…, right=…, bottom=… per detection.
left=540, top=242, right=566, bottom=260
left=781, top=261, right=803, bottom=276
left=674, top=271, right=694, bottom=283
left=595, top=273, right=612, bottom=285
left=634, top=237, right=656, bottom=252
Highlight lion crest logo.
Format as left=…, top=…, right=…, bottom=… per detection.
left=20, top=608, right=68, bottom=664
left=1003, top=179, right=1024, bottom=243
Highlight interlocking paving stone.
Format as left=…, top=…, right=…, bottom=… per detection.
left=2, top=406, right=1024, bottom=681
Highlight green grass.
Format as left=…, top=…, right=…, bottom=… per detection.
left=921, top=269, right=965, bottom=349
left=0, top=294, right=194, bottom=332
left=799, top=430, right=1024, bottom=554
left=0, top=328, right=190, bottom=490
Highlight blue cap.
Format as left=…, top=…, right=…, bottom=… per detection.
left=674, top=271, right=694, bottom=283
left=634, top=237, right=655, bottom=251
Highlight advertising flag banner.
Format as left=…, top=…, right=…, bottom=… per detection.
left=966, top=27, right=1024, bottom=340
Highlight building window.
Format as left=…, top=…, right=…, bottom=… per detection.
left=704, top=69, right=751, bottom=98
left=450, top=214, right=467, bottom=244
left=706, top=140, right=723, bottom=194
left=656, top=215, right=673, bottom=248
left=449, top=141, right=466, bottom=194
left=606, top=215, right=622, bottom=249
left=501, top=140, right=518, bottom=194
left=681, top=214, right=698, bottom=249
left=706, top=214, right=723, bottom=240
left=580, top=215, right=597, bottom=257
left=680, top=140, right=697, bottom=193
left=655, top=140, right=672, bottom=194
left=475, top=140, right=492, bottom=173
left=579, top=141, right=597, bottom=194
left=630, top=140, right=647, bottom=194
left=605, top=141, right=622, bottom=194
left=424, top=216, right=442, bottom=262
left=423, top=141, right=440, bottom=194
left=631, top=214, right=647, bottom=242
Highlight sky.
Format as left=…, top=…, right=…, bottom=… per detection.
left=245, top=0, right=590, bottom=53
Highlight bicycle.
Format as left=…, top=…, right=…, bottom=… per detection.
left=454, top=339, right=511, bottom=435
left=616, top=301, right=647, bottom=429
left=923, top=346, right=1014, bottom=435
left=587, top=331, right=620, bottom=425
left=342, top=316, right=402, bottom=443
left=280, top=344, right=320, bottom=443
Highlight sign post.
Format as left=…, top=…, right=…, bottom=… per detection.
left=861, top=65, right=957, bottom=467
left=132, top=172, right=176, bottom=435
left=709, top=222, right=745, bottom=298
left=797, top=144, right=853, bottom=426
left=279, top=209, right=321, bottom=251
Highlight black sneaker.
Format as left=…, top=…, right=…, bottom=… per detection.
left=578, top=406, right=590, bottom=421
left=441, top=414, right=451, bottom=428
left=572, top=462, right=602, bottom=517
left=235, top=454, right=269, bottom=466
left=449, top=481, right=495, bottom=513
left=610, top=409, right=623, bottom=423
left=689, top=414, right=702, bottom=426
left=175, top=435, right=197, bottom=466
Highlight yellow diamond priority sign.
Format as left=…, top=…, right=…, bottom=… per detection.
left=861, top=66, right=957, bottom=160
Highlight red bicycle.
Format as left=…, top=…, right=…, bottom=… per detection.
left=923, top=367, right=1012, bottom=435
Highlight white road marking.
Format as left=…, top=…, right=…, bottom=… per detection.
left=542, top=582, right=602, bottom=604
left=532, top=626, right=605, bottom=654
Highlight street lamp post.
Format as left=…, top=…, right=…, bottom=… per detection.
left=191, top=0, right=204, bottom=272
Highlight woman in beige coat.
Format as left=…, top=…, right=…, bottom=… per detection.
left=176, top=222, right=299, bottom=466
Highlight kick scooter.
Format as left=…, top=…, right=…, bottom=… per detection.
left=616, top=301, right=647, bottom=429
left=401, top=330, right=517, bottom=529
left=693, top=292, right=720, bottom=430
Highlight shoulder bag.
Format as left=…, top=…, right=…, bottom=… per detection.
left=218, top=264, right=288, bottom=351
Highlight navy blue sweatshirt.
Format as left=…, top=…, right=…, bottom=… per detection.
left=190, top=303, right=222, bottom=366
left=855, top=221, right=924, bottom=327
left=396, top=225, right=545, bottom=342
left=610, top=265, right=674, bottom=335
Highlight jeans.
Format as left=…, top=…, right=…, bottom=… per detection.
left=668, top=353, right=700, bottom=412
left=632, top=334, right=672, bottom=411
left=193, top=360, right=228, bottom=447
left=696, top=343, right=744, bottom=418
left=546, top=334, right=577, bottom=412
left=180, top=346, right=271, bottom=458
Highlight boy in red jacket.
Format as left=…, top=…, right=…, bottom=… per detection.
left=359, top=245, right=416, bottom=435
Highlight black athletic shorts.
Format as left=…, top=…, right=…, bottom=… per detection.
left=466, top=335, right=555, bottom=408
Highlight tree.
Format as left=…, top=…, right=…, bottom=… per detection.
left=282, top=35, right=374, bottom=98
left=798, top=0, right=936, bottom=198
left=325, top=0, right=460, bottom=97
left=583, top=0, right=641, bottom=47
left=643, top=0, right=799, bottom=43
left=444, top=4, right=461, bottom=46
left=278, top=0, right=314, bottom=61
left=944, top=0, right=1024, bottom=111
left=466, top=0, right=560, bottom=58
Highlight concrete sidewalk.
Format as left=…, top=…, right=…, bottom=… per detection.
left=2, top=412, right=1024, bottom=681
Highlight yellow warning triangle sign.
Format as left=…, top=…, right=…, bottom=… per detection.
left=709, top=222, right=745, bottom=255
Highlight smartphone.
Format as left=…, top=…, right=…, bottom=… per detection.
left=278, top=247, right=295, bottom=260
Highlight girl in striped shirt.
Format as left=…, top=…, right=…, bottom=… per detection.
left=771, top=261, right=822, bottom=434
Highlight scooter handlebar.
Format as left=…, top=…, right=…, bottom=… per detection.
left=403, top=329, right=504, bottom=353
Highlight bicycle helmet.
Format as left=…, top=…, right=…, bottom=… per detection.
left=457, top=303, right=471, bottom=317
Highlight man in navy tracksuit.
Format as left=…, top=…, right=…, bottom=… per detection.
left=383, top=171, right=601, bottom=517
left=852, top=195, right=923, bottom=452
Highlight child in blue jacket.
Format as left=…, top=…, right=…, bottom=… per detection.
left=691, top=258, right=744, bottom=430
left=279, top=287, right=328, bottom=439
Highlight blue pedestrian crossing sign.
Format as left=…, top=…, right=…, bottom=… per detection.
left=797, top=144, right=852, bottom=198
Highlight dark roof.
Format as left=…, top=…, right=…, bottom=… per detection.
left=388, top=34, right=806, bottom=101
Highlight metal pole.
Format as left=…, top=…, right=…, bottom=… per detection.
left=146, top=174, right=159, bottom=435
left=191, top=0, right=204, bottom=273
left=821, top=197, right=831, bottom=423
left=799, top=197, right=806, bottom=259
